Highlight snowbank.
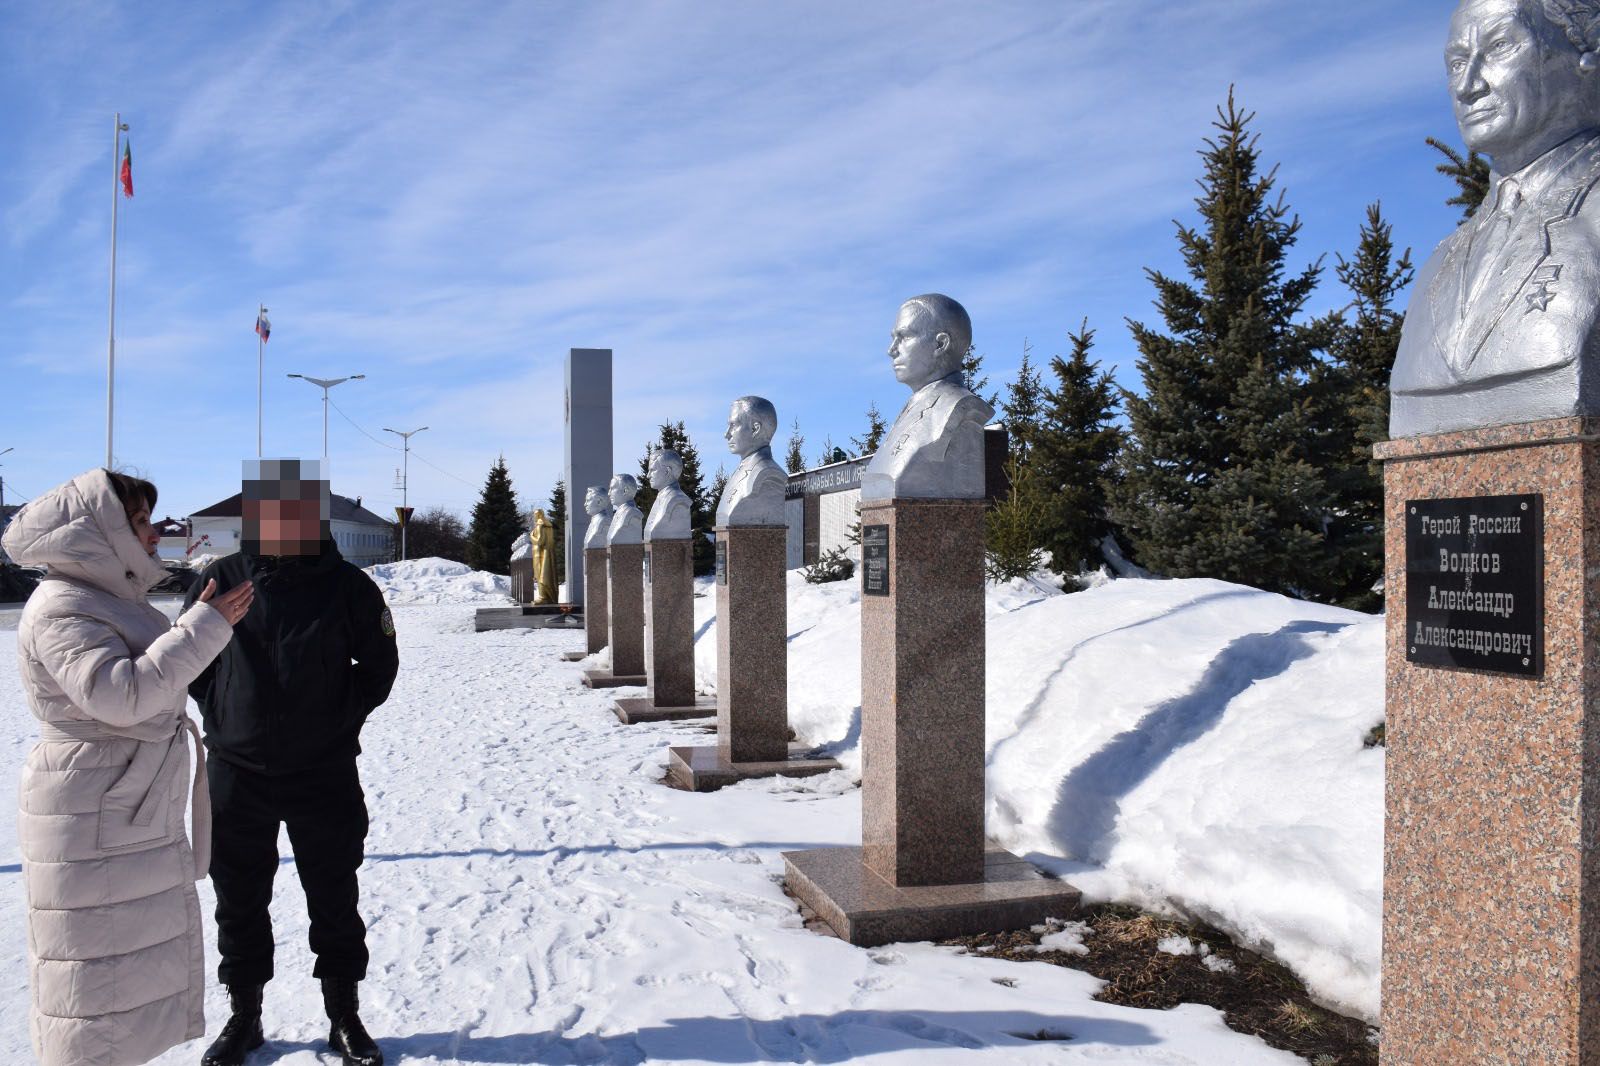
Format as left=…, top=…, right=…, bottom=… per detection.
left=365, top=557, right=513, bottom=605
left=691, top=568, right=1384, bottom=1021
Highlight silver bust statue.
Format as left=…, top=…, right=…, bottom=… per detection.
left=582, top=485, right=612, bottom=550
left=1390, top=0, right=1600, bottom=437
left=715, top=395, right=788, bottom=526
left=643, top=448, right=692, bottom=541
left=861, top=294, right=994, bottom=501
left=605, top=474, right=644, bottom=546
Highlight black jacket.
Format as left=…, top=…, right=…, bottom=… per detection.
left=185, top=542, right=399, bottom=774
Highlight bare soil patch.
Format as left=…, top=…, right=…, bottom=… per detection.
left=943, top=903, right=1378, bottom=1064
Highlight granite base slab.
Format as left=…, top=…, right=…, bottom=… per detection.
left=667, top=743, right=840, bottom=792
left=582, top=669, right=648, bottom=689
left=782, top=845, right=1080, bottom=948
left=613, top=696, right=717, bottom=724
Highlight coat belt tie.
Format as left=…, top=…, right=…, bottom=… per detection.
left=37, top=717, right=212, bottom=880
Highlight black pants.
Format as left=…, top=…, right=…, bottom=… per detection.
left=207, top=756, right=370, bottom=986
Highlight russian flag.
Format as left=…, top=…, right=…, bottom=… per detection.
left=255, top=309, right=271, bottom=343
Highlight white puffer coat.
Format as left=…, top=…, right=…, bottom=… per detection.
left=4, top=470, right=233, bottom=1066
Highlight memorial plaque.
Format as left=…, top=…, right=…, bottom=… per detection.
left=644, top=551, right=652, bottom=585
left=715, top=540, right=727, bottom=586
left=1405, top=493, right=1543, bottom=677
left=862, top=524, right=890, bottom=597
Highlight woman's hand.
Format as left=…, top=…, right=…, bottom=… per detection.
left=198, top=579, right=255, bottom=626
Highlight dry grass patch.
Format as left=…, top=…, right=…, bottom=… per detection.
left=943, top=903, right=1378, bottom=1065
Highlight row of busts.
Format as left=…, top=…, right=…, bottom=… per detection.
left=582, top=293, right=995, bottom=550
left=581, top=396, right=790, bottom=549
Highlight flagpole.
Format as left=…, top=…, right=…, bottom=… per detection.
left=257, top=303, right=264, bottom=457
left=106, top=113, right=127, bottom=469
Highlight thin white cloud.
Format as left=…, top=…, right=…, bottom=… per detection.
left=1, top=0, right=1457, bottom=517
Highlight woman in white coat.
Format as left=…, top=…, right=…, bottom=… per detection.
left=4, top=469, right=254, bottom=1066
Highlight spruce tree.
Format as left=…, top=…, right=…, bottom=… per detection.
left=710, top=464, right=729, bottom=514
left=984, top=454, right=1046, bottom=581
left=1032, top=321, right=1123, bottom=580
left=785, top=420, right=807, bottom=473
left=1426, top=136, right=1490, bottom=221
left=548, top=479, right=567, bottom=584
left=816, top=436, right=847, bottom=467
left=466, top=455, right=523, bottom=575
left=1000, top=341, right=1045, bottom=465
left=962, top=346, right=998, bottom=409
left=639, top=420, right=716, bottom=574
left=635, top=440, right=660, bottom=518
left=1107, top=90, right=1337, bottom=598
left=851, top=402, right=888, bottom=456
left=1313, top=202, right=1414, bottom=610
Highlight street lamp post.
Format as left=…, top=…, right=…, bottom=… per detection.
left=0, top=447, right=12, bottom=511
left=286, top=373, right=365, bottom=466
left=382, top=426, right=428, bottom=561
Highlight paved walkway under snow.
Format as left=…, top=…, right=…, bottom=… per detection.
left=0, top=603, right=1303, bottom=1064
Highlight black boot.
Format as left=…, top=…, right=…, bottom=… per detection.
left=200, top=984, right=264, bottom=1066
left=321, top=977, right=383, bottom=1066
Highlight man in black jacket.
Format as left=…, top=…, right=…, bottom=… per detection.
left=186, top=461, right=398, bottom=1066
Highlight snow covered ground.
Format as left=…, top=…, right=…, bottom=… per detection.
left=0, top=558, right=1383, bottom=1063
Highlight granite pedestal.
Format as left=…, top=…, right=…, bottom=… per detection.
left=669, top=525, right=839, bottom=790
left=1377, top=417, right=1600, bottom=1064
left=784, top=499, right=1078, bottom=942
left=564, top=548, right=610, bottom=662
left=510, top=557, right=535, bottom=604
left=613, top=540, right=716, bottom=723
left=583, top=543, right=645, bottom=689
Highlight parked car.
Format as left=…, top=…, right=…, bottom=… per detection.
left=150, top=563, right=201, bottom=596
left=0, top=562, right=40, bottom=603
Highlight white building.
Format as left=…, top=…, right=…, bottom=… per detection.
left=187, top=492, right=395, bottom=569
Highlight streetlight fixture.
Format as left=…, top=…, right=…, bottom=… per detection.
left=382, top=426, right=427, bottom=561
left=0, top=447, right=12, bottom=511
left=286, top=373, right=365, bottom=465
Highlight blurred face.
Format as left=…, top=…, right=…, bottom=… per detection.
left=1448, top=0, right=1594, bottom=173
left=125, top=499, right=159, bottom=557
left=244, top=493, right=324, bottom=556
left=888, top=302, right=951, bottom=389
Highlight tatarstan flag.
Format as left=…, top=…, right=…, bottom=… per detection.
left=119, top=142, right=133, bottom=198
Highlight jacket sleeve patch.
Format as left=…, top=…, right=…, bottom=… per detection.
left=380, top=608, right=395, bottom=637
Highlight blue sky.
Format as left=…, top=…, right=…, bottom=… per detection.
left=1, top=0, right=1460, bottom=524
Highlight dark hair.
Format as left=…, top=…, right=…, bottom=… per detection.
left=104, top=470, right=158, bottom=515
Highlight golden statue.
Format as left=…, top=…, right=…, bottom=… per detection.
left=531, top=508, right=557, bottom=604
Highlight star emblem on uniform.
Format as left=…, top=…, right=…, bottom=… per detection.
left=1526, top=279, right=1557, bottom=313
left=1525, top=264, right=1562, bottom=314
